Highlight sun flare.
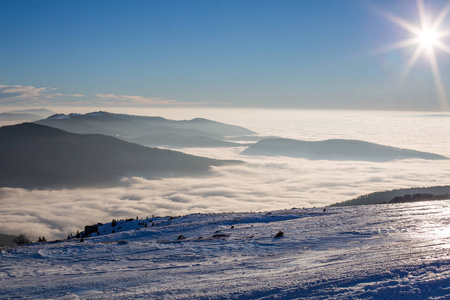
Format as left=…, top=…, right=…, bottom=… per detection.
left=418, top=28, right=439, bottom=48
left=380, top=0, right=450, bottom=109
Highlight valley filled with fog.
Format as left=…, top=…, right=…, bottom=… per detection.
left=1, top=108, right=450, bottom=240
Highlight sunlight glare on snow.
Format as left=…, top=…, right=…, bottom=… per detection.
left=404, top=202, right=450, bottom=251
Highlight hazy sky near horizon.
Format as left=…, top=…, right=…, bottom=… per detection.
left=1, top=0, right=450, bottom=111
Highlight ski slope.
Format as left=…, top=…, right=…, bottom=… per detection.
left=1, top=200, right=450, bottom=299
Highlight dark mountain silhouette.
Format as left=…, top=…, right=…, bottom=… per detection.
left=332, top=185, right=450, bottom=206
left=241, top=138, right=446, bottom=162
left=0, top=108, right=55, bottom=121
left=36, top=111, right=255, bottom=141
left=127, top=133, right=247, bottom=148
left=0, top=123, right=240, bottom=189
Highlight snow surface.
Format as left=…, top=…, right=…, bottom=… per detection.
left=1, top=201, right=450, bottom=299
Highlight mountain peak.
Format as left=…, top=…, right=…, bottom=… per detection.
left=0, top=122, right=240, bottom=189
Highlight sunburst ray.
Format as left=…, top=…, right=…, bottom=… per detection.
left=431, top=1, right=450, bottom=30
left=382, top=11, right=421, bottom=35
left=428, top=48, right=449, bottom=110
left=379, top=0, right=450, bottom=109
left=379, top=37, right=421, bottom=53
left=401, top=44, right=425, bottom=80
left=435, top=40, right=450, bottom=55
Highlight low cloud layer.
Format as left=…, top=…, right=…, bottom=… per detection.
left=93, top=93, right=195, bottom=106
left=2, top=110, right=450, bottom=241
left=0, top=85, right=63, bottom=105
left=2, top=152, right=450, bottom=240
left=0, top=84, right=87, bottom=106
left=0, top=84, right=208, bottom=107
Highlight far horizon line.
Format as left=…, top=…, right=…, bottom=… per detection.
left=1, top=105, right=450, bottom=115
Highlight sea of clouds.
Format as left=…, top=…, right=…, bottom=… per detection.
left=1, top=108, right=450, bottom=239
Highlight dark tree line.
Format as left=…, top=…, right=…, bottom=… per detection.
left=388, top=193, right=450, bottom=204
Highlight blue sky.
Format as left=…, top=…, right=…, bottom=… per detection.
left=1, top=0, right=449, bottom=110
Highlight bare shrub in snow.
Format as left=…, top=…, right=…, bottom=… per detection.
left=13, top=234, right=31, bottom=245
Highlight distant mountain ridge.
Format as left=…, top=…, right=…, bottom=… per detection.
left=242, top=138, right=446, bottom=162
left=7, top=108, right=55, bottom=117
left=0, top=108, right=55, bottom=122
left=36, top=112, right=256, bottom=147
left=0, top=123, right=240, bottom=189
left=0, top=113, right=41, bottom=121
left=127, top=133, right=248, bottom=148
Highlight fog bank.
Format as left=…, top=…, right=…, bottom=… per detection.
left=2, top=109, right=450, bottom=240
left=2, top=155, right=450, bottom=240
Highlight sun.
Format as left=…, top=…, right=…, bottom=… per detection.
left=418, top=28, right=439, bottom=48
left=379, top=0, right=450, bottom=109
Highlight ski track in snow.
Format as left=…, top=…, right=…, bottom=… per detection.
left=1, top=201, right=450, bottom=299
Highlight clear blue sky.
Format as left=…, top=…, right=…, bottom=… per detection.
left=1, top=0, right=449, bottom=110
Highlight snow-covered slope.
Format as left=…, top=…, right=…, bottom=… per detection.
left=2, top=201, right=450, bottom=299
